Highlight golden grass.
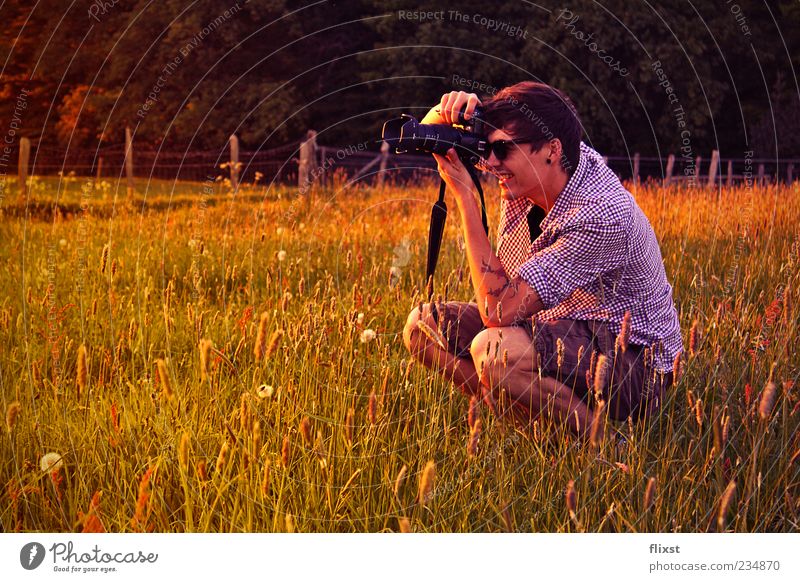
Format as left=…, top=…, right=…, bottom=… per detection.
left=0, top=174, right=798, bottom=532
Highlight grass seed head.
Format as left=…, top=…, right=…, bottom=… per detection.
left=76, top=344, right=87, bottom=397
left=156, top=358, right=174, bottom=401
left=619, top=310, right=632, bottom=352
left=644, top=477, right=657, bottom=512
left=6, top=401, right=21, bottom=434
left=253, top=312, right=269, bottom=362
left=565, top=480, right=577, bottom=516
left=199, top=339, right=213, bottom=381
left=717, top=480, right=737, bottom=531
left=418, top=460, right=436, bottom=505
left=759, top=380, right=778, bottom=420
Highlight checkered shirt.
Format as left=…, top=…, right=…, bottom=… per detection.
left=496, top=141, right=683, bottom=372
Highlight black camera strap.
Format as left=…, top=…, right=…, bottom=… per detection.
left=425, top=162, right=489, bottom=299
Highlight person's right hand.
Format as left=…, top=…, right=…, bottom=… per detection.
left=420, top=91, right=482, bottom=125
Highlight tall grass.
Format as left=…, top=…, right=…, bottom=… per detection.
left=1, top=174, right=798, bottom=532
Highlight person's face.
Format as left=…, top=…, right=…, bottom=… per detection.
left=483, top=128, right=554, bottom=204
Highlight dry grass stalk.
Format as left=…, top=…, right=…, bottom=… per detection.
left=717, top=480, right=737, bottom=531
left=398, top=517, right=411, bottom=533
left=79, top=491, right=105, bottom=533
left=285, top=513, right=295, bottom=533
left=467, top=418, right=482, bottom=457
left=368, top=391, right=377, bottom=425
left=300, top=417, right=312, bottom=444
left=644, top=477, right=657, bottom=512
left=216, top=441, right=230, bottom=472
left=418, top=460, right=436, bottom=505
left=468, top=395, right=479, bottom=430
left=689, top=319, right=699, bottom=356
left=156, top=358, right=174, bottom=401
left=252, top=421, right=262, bottom=458
left=76, top=344, right=87, bottom=397
left=565, top=480, right=577, bottom=518
left=394, top=465, right=408, bottom=498
left=759, top=380, right=778, bottom=420
left=100, top=243, right=109, bottom=275
left=345, top=407, right=355, bottom=444
left=253, top=312, right=269, bottom=362
left=260, top=460, right=271, bottom=497
left=619, top=310, right=632, bottom=353
left=672, top=352, right=683, bottom=384
left=589, top=400, right=606, bottom=448
left=281, top=434, right=291, bottom=467
left=416, top=319, right=447, bottom=350
left=593, top=355, right=609, bottom=404
left=6, top=401, right=21, bottom=434
left=178, top=432, right=190, bottom=472
left=264, top=329, right=284, bottom=360
left=712, top=405, right=723, bottom=456
left=199, top=339, right=212, bottom=382
left=556, top=337, right=565, bottom=369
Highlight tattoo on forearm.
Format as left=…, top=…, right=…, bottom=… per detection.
left=480, top=259, right=506, bottom=277
left=487, top=277, right=520, bottom=299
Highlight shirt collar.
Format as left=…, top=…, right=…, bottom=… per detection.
left=540, top=141, right=594, bottom=231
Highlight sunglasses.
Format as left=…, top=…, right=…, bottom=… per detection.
left=485, top=139, right=533, bottom=161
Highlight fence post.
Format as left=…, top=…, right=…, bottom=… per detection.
left=633, top=152, right=640, bottom=185
left=377, top=141, right=390, bottom=187
left=318, top=146, right=328, bottom=186
left=788, top=163, right=795, bottom=185
left=96, top=157, right=103, bottom=182
left=693, top=155, right=701, bottom=187
left=229, top=134, right=239, bottom=191
left=726, top=160, right=733, bottom=187
left=664, top=153, right=675, bottom=185
left=125, top=126, right=134, bottom=196
left=757, top=163, right=765, bottom=186
left=298, top=129, right=317, bottom=196
left=707, top=150, right=720, bottom=188
left=18, top=136, right=30, bottom=199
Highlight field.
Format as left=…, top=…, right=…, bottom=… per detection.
left=1, top=172, right=799, bottom=532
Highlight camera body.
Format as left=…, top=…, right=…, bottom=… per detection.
left=381, top=106, right=488, bottom=166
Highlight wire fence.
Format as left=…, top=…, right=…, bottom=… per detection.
left=2, top=138, right=799, bottom=192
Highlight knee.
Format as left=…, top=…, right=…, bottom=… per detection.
left=470, top=330, right=498, bottom=385
left=403, top=304, right=432, bottom=354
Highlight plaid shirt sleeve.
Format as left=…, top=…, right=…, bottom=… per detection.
left=517, top=217, right=628, bottom=310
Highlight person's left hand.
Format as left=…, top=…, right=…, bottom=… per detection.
left=432, top=148, right=475, bottom=203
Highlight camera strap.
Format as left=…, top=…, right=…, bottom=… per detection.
left=425, top=165, right=489, bottom=299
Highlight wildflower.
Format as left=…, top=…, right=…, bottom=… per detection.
left=277, top=250, right=287, bottom=262
left=256, top=384, right=274, bottom=399
left=276, top=227, right=284, bottom=236
left=59, top=239, right=67, bottom=248
left=357, top=312, right=365, bottom=325
left=360, top=329, right=376, bottom=343
left=40, top=452, right=64, bottom=472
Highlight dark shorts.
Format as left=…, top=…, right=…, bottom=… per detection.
left=430, top=301, right=672, bottom=422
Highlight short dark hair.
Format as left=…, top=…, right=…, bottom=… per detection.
left=482, top=82, right=582, bottom=175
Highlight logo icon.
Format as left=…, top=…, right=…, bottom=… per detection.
left=20, top=542, right=46, bottom=570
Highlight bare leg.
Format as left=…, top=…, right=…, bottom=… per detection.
left=470, top=327, right=601, bottom=440
left=402, top=304, right=481, bottom=397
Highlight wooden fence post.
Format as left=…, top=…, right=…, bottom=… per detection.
left=707, top=150, right=720, bottom=188
left=377, top=141, right=390, bottom=187
left=694, top=156, right=702, bottom=187
left=298, top=129, right=317, bottom=195
left=664, top=154, right=675, bottom=185
left=125, top=126, right=134, bottom=196
left=18, top=136, right=30, bottom=199
left=229, top=134, right=239, bottom=190
left=633, top=152, right=640, bottom=185
left=726, top=160, right=733, bottom=187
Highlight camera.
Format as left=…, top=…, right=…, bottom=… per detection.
left=381, top=106, right=488, bottom=166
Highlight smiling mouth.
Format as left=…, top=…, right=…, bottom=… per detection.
left=477, top=161, right=513, bottom=183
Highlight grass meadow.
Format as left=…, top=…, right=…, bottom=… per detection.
left=1, top=171, right=799, bottom=532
